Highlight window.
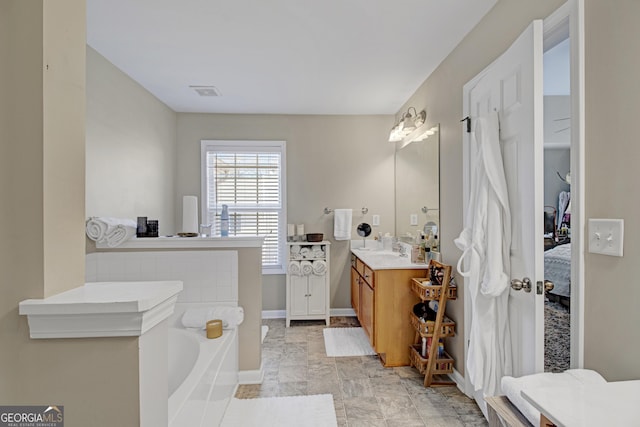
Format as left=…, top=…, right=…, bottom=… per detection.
left=201, top=140, right=287, bottom=274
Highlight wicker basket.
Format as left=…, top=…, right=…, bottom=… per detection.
left=409, top=345, right=454, bottom=375
left=411, top=278, right=457, bottom=301
left=409, top=312, right=456, bottom=337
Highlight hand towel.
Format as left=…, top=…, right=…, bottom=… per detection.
left=300, top=260, right=313, bottom=276
left=312, top=260, right=327, bottom=275
left=288, top=261, right=301, bottom=276
left=333, top=209, right=352, bottom=241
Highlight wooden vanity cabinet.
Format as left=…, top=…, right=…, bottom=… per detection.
left=350, top=253, right=427, bottom=367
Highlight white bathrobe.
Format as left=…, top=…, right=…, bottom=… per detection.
left=455, top=113, right=512, bottom=397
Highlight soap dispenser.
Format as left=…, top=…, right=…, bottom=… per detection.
left=220, top=204, right=229, bottom=237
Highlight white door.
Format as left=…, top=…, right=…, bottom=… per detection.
left=462, top=19, right=545, bottom=399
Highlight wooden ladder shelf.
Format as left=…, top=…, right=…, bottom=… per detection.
left=408, top=259, right=457, bottom=387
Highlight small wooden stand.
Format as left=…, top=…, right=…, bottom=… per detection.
left=408, top=259, right=457, bottom=387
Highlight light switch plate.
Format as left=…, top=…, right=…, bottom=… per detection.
left=372, top=215, right=380, bottom=226
left=410, top=214, right=418, bottom=226
left=588, top=218, right=624, bottom=257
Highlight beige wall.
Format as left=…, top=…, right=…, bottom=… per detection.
left=1, top=2, right=142, bottom=425
left=176, top=114, right=395, bottom=311
left=583, top=0, right=640, bottom=381
left=396, top=0, right=565, bottom=374
left=86, top=47, right=177, bottom=236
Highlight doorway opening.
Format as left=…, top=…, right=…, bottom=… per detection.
left=542, top=21, right=572, bottom=373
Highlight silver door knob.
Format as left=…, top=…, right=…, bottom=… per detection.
left=544, top=280, right=554, bottom=292
left=511, top=277, right=532, bottom=292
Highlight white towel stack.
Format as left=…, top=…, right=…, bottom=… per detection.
left=181, top=306, right=244, bottom=330
left=86, top=217, right=137, bottom=247
left=312, top=260, right=327, bottom=275
left=333, top=209, right=352, bottom=240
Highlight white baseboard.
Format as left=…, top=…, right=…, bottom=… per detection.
left=261, top=310, right=286, bottom=319
left=238, top=361, right=264, bottom=385
left=261, top=308, right=356, bottom=319
left=330, top=308, right=356, bottom=317
left=450, top=368, right=466, bottom=394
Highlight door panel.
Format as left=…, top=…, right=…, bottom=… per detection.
left=462, top=19, right=545, bottom=402
left=307, top=274, right=326, bottom=315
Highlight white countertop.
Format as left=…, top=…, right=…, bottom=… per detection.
left=19, top=281, right=183, bottom=314
left=96, top=235, right=264, bottom=249
left=351, top=244, right=429, bottom=270
left=19, top=281, right=183, bottom=338
left=522, top=380, right=640, bottom=427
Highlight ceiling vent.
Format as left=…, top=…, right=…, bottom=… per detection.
left=190, top=85, right=221, bottom=97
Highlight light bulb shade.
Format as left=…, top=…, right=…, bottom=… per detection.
left=400, top=113, right=416, bottom=133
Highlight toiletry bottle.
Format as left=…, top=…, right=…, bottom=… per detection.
left=220, top=204, right=229, bottom=237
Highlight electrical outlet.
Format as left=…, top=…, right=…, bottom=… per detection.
left=372, top=215, right=380, bottom=226
left=410, top=214, right=418, bottom=226
left=588, top=218, right=624, bottom=257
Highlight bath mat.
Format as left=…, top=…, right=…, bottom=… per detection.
left=323, top=327, right=376, bottom=357
left=221, top=394, right=337, bottom=426
left=261, top=325, right=269, bottom=343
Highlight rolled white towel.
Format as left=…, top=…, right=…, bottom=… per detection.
left=104, top=224, right=136, bottom=247
left=86, top=217, right=137, bottom=245
left=211, top=306, right=244, bottom=329
left=180, top=307, right=211, bottom=329
left=86, top=218, right=109, bottom=241
left=299, top=247, right=311, bottom=258
left=290, top=245, right=300, bottom=255
left=300, top=260, right=313, bottom=276
left=181, top=306, right=245, bottom=330
left=311, top=245, right=325, bottom=258
left=288, top=261, right=302, bottom=276
left=312, top=260, right=327, bottom=275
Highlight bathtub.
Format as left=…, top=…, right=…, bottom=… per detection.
left=168, top=306, right=239, bottom=427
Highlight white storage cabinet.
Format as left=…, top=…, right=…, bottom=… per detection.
left=286, top=241, right=330, bottom=327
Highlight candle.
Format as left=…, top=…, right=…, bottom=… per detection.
left=296, top=224, right=305, bottom=236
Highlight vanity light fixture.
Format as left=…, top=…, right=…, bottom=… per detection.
left=388, top=107, right=426, bottom=142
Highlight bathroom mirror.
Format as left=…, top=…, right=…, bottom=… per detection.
left=394, top=124, right=440, bottom=250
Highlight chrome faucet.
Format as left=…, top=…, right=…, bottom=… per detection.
left=398, top=244, right=408, bottom=257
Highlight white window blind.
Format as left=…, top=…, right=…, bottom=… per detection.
left=201, top=140, right=286, bottom=273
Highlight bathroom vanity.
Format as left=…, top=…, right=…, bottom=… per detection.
left=350, top=246, right=428, bottom=367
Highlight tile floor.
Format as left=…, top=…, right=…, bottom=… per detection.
left=235, top=317, right=488, bottom=426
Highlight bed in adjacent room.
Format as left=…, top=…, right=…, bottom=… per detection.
left=544, top=242, right=571, bottom=302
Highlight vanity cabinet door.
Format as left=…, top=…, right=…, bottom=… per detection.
left=351, top=267, right=360, bottom=318
left=360, top=280, right=374, bottom=347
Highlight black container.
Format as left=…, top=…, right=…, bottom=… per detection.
left=146, top=220, right=159, bottom=237
left=136, top=217, right=147, bottom=237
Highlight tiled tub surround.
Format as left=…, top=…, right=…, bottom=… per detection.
left=86, top=250, right=238, bottom=303
left=86, top=240, right=265, bottom=383
left=237, top=318, right=488, bottom=427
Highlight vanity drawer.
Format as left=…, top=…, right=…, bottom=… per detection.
left=362, top=264, right=375, bottom=288
left=356, top=257, right=365, bottom=276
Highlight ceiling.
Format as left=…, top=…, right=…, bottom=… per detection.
left=87, top=0, right=497, bottom=115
